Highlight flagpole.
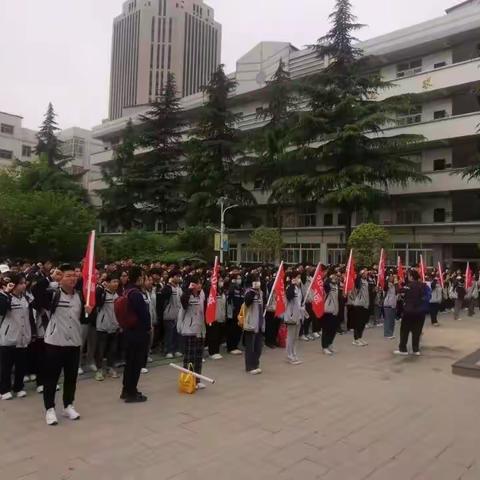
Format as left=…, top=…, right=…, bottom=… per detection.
left=344, top=249, right=353, bottom=296
left=85, top=230, right=95, bottom=310
left=264, top=261, right=284, bottom=316
left=438, top=261, right=444, bottom=289
left=303, top=262, right=321, bottom=308
left=377, top=248, right=384, bottom=288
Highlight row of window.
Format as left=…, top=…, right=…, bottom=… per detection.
left=0, top=145, right=31, bottom=159
left=1, top=123, right=14, bottom=135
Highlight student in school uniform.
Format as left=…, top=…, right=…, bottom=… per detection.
left=207, top=278, right=227, bottom=360
left=0, top=273, right=35, bottom=400
left=352, top=270, right=370, bottom=347
left=321, top=273, right=340, bottom=355
left=285, top=272, right=305, bottom=365
left=42, top=264, right=88, bottom=426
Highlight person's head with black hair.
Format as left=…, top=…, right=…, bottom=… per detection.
left=105, top=273, right=120, bottom=292
left=129, top=266, right=145, bottom=288
left=408, top=269, right=420, bottom=282
left=168, top=270, right=182, bottom=285
left=57, top=264, right=77, bottom=292
left=4, top=272, right=27, bottom=296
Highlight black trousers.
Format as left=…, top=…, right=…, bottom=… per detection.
left=321, top=313, right=339, bottom=349
left=0, top=346, right=27, bottom=395
left=226, top=317, right=243, bottom=352
left=27, top=338, right=46, bottom=386
left=265, top=311, right=280, bottom=346
left=399, top=312, right=426, bottom=353
left=95, top=331, right=118, bottom=370
left=353, top=306, right=369, bottom=340
left=43, top=344, right=81, bottom=410
left=306, top=304, right=321, bottom=334
left=429, top=303, right=440, bottom=325
left=244, top=331, right=263, bottom=372
left=122, top=334, right=149, bottom=397
left=207, top=322, right=225, bottom=356
left=346, top=305, right=355, bottom=330
left=183, top=336, right=204, bottom=380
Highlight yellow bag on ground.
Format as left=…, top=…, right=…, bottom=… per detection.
left=237, top=303, right=246, bottom=328
left=179, top=363, right=196, bottom=394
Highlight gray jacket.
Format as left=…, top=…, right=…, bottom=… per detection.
left=0, top=293, right=32, bottom=348
left=163, top=284, right=182, bottom=321
left=177, top=291, right=206, bottom=338
left=285, top=285, right=305, bottom=325
left=96, top=290, right=119, bottom=334
left=215, top=293, right=227, bottom=323
left=44, top=290, right=83, bottom=347
left=324, top=282, right=339, bottom=316
left=384, top=283, right=398, bottom=308
left=353, top=278, right=370, bottom=309
left=243, top=288, right=265, bottom=333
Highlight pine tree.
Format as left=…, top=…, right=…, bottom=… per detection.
left=35, top=103, right=68, bottom=168
left=137, top=73, right=186, bottom=232
left=99, top=120, right=141, bottom=230
left=184, top=65, right=254, bottom=225
left=268, top=0, right=429, bottom=241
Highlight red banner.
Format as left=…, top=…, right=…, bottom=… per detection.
left=397, top=256, right=405, bottom=285
left=466, top=262, right=474, bottom=290
left=82, top=230, right=97, bottom=309
left=310, top=263, right=325, bottom=318
left=274, top=263, right=286, bottom=317
left=206, top=256, right=220, bottom=325
left=344, top=249, right=356, bottom=295
left=419, top=255, right=426, bottom=283
left=377, top=248, right=386, bottom=289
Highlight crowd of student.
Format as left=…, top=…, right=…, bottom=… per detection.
left=0, top=259, right=478, bottom=426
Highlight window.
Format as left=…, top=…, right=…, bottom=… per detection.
left=327, top=244, right=346, bottom=265
left=229, top=244, right=238, bottom=263
left=396, top=210, right=422, bottom=224
left=433, top=158, right=446, bottom=171
left=324, top=213, right=333, bottom=226
left=434, top=61, right=447, bottom=69
left=0, top=149, right=13, bottom=159
left=397, top=105, right=422, bottom=126
left=434, top=110, right=447, bottom=120
left=22, top=145, right=32, bottom=157
left=298, top=206, right=317, bottom=227
left=338, top=213, right=347, bottom=225
left=434, top=208, right=446, bottom=223
left=396, top=58, right=422, bottom=78
left=1, top=123, right=14, bottom=134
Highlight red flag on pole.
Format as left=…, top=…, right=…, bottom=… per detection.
left=437, top=262, right=445, bottom=289
left=274, top=263, right=286, bottom=317
left=344, top=249, right=356, bottom=295
left=397, top=256, right=405, bottom=285
left=419, top=255, right=426, bottom=283
left=82, top=230, right=97, bottom=310
left=465, top=262, right=474, bottom=290
left=377, top=248, right=386, bottom=289
left=309, top=263, right=325, bottom=318
left=206, top=256, right=220, bottom=325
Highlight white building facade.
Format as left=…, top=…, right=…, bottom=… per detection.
left=91, top=1, right=480, bottom=267
left=0, top=111, right=37, bottom=168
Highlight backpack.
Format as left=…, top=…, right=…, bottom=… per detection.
left=114, top=289, right=139, bottom=330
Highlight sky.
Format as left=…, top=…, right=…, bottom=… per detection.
left=0, top=0, right=460, bottom=130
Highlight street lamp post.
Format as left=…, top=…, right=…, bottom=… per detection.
left=219, top=197, right=238, bottom=264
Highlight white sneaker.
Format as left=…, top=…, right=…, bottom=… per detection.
left=147, top=356, right=153, bottom=363
left=16, top=390, right=27, bottom=398
left=88, top=364, right=98, bottom=373
left=393, top=350, right=409, bottom=356
left=63, top=404, right=80, bottom=420
left=174, top=352, right=183, bottom=358
left=24, top=375, right=30, bottom=383
left=46, top=408, right=58, bottom=426
left=210, top=354, right=223, bottom=360
left=141, top=368, right=149, bottom=374
left=78, top=367, right=84, bottom=375
left=165, top=353, right=174, bottom=359
left=196, top=382, right=207, bottom=390
left=328, top=346, right=337, bottom=353
left=385, top=336, right=396, bottom=340
left=358, top=339, right=368, bottom=346
left=313, top=332, right=321, bottom=339
left=1, top=392, right=13, bottom=400
left=352, top=340, right=362, bottom=346
left=412, top=351, right=422, bottom=356
left=108, top=368, right=119, bottom=379
left=323, top=348, right=333, bottom=355
left=249, top=369, right=261, bottom=375
left=36, top=385, right=44, bottom=394
left=30, top=374, right=37, bottom=382
left=308, top=334, right=316, bottom=341
left=300, top=335, right=310, bottom=342
left=256, top=368, right=263, bottom=373
left=230, top=349, right=243, bottom=355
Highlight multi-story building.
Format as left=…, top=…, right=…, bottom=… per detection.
left=109, top=0, right=221, bottom=120
left=91, top=0, right=480, bottom=267
left=0, top=111, right=37, bottom=168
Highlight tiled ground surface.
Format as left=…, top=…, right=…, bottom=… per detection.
left=2, top=311, right=480, bottom=480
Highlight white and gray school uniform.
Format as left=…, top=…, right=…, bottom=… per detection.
left=96, top=290, right=119, bottom=334
left=215, top=293, right=227, bottom=323
left=0, top=293, right=32, bottom=349
left=285, top=284, right=304, bottom=361
left=177, top=293, right=206, bottom=338
left=163, top=284, right=182, bottom=321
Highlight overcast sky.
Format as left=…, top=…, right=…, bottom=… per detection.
left=0, top=0, right=458, bottom=130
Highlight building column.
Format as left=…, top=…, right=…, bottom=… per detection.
left=320, top=243, right=328, bottom=265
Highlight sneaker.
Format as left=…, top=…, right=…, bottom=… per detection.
left=377, top=323, right=384, bottom=328
left=78, top=367, right=84, bottom=375
left=358, top=339, right=368, bottom=346
left=141, top=368, right=149, bottom=374
left=313, top=332, right=321, bottom=339
left=196, top=382, right=207, bottom=390
left=108, top=368, right=119, bottom=379
left=16, top=390, right=27, bottom=398
left=147, top=356, right=153, bottom=363
left=29, top=374, right=37, bottom=382
left=323, top=348, right=333, bottom=355
left=308, top=334, right=316, bottom=341
left=165, top=353, right=174, bottom=359
left=393, top=350, right=409, bottom=356
left=256, top=368, right=263, bottom=374
left=95, top=371, right=105, bottom=382
left=385, top=336, right=396, bottom=340
left=24, top=375, right=30, bottom=383
left=300, top=335, right=310, bottom=342
left=352, top=340, right=362, bottom=346
left=46, top=408, right=58, bottom=426
left=63, top=405, right=80, bottom=420
left=174, top=352, right=183, bottom=358
left=210, top=354, right=223, bottom=360
left=249, top=369, right=261, bottom=375
left=88, top=364, right=98, bottom=373
left=1, top=392, right=13, bottom=400
left=125, top=394, right=148, bottom=403
left=36, top=385, right=44, bottom=394
left=433, top=323, right=440, bottom=327
left=230, top=349, right=243, bottom=355
left=412, top=351, right=422, bottom=356
left=328, top=345, right=337, bottom=353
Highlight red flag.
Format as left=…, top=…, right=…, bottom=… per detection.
left=82, top=230, right=97, bottom=309
left=206, top=256, right=220, bottom=325
left=465, top=262, right=474, bottom=289
left=310, top=263, right=325, bottom=318
left=377, top=248, right=386, bottom=289
left=344, top=249, right=356, bottom=295
left=437, top=262, right=445, bottom=289
left=419, top=255, right=426, bottom=283
left=274, top=263, right=286, bottom=317
left=397, top=256, right=405, bottom=285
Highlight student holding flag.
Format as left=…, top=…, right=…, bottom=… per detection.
left=285, top=271, right=306, bottom=365
left=383, top=274, right=398, bottom=339
left=322, top=272, right=340, bottom=355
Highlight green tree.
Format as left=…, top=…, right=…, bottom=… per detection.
left=136, top=73, right=186, bottom=231
left=266, top=0, right=429, bottom=241
left=184, top=65, right=254, bottom=225
left=98, top=119, right=142, bottom=230
left=347, top=223, right=391, bottom=267
left=248, top=227, right=283, bottom=264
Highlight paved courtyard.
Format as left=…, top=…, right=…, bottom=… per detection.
left=2, top=312, right=480, bottom=480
